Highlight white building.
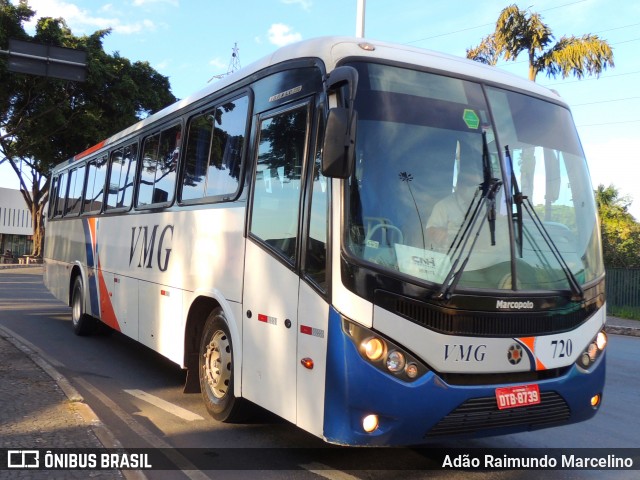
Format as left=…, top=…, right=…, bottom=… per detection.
left=0, top=187, right=34, bottom=261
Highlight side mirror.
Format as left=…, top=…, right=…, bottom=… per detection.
left=321, top=66, right=359, bottom=178
left=322, top=107, right=357, bottom=178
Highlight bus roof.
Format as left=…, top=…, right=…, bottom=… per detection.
left=60, top=36, right=564, bottom=169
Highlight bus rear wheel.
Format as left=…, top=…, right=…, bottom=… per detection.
left=71, top=276, right=96, bottom=336
left=199, top=308, right=250, bottom=422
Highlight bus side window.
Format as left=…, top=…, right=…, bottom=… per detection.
left=48, top=176, right=59, bottom=219
left=205, top=97, right=248, bottom=198
left=181, top=95, right=249, bottom=202
left=304, top=112, right=329, bottom=291
left=119, top=143, right=138, bottom=208
left=182, top=114, right=212, bottom=200
left=137, top=125, right=181, bottom=207
left=105, top=143, right=138, bottom=210
left=138, top=133, right=160, bottom=206
left=65, top=166, right=86, bottom=216
left=106, top=148, right=124, bottom=210
left=85, top=154, right=108, bottom=214
left=54, top=172, right=68, bottom=218
left=250, top=104, right=308, bottom=262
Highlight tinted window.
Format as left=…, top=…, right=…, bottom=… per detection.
left=137, top=124, right=181, bottom=207
left=84, top=155, right=108, bottom=214
left=65, top=166, right=85, bottom=216
left=250, top=105, right=308, bottom=262
left=106, top=143, right=138, bottom=210
left=305, top=113, right=329, bottom=290
left=182, top=96, right=248, bottom=202
left=54, top=173, right=68, bottom=217
left=48, top=177, right=59, bottom=219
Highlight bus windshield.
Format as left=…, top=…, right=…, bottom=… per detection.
left=346, top=62, right=604, bottom=292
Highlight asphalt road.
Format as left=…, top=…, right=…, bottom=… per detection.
left=1, top=267, right=638, bottom=480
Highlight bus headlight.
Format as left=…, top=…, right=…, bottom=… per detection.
left=343, top=318, right=428, bottom=382
left=386, top=350, right=406, bottom=372
left=362, top=337, right=386, bottom=361
left=577, top=328, right=607, bottom=370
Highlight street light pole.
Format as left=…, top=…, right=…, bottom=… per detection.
left=356, top=0, right=366, bottom=38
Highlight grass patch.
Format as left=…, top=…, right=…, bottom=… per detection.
left=607, top=306, right=640, bottom=321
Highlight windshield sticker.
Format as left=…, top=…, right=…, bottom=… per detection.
left=462, top=109, right=480, bottom=129
left=395, top=244, right=452, bottom=283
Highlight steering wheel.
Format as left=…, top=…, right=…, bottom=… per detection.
left=365, top=223, right=404, bottom=246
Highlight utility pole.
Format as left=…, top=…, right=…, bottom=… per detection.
left=356, top=0, right=366, bottom=38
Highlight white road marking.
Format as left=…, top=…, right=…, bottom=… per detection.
left=300, top=462, right=362, bottom=480
left=124, top=389, right=204, bottom=421
left=76, top=378, right=209, bottom=480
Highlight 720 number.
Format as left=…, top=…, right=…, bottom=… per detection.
left=551, top=339, right=572, bottom=358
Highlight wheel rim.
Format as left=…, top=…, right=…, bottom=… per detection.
left=203, top=330, right=231, bottom=399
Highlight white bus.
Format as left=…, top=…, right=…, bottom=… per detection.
left=44, top=37, right=607, bottom=446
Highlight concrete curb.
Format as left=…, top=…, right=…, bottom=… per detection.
left=0, top=264, right=43, bottom=269
left=605, top=325, right=640, bottom=337
left=0, top=324, right=146, bottom=480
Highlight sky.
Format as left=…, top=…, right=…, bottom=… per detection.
left=2, top=0, right=639, bottom=219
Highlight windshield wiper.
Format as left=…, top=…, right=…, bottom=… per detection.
left=504, top=145, right=583, bottom=301
left=482, top=132, right=498, bottom=246
left=448, top=132, right=499, bottom=255
left=505, top=146, right=524, bottom=257
left=435, top=132, right=502, bottom=301
left=521, top=197, right=585, bottom=301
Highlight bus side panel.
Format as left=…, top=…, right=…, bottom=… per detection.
left=92, top=206, right=246, bottom=365
left=111, top=273, right=139, bottom=340
left=296, top=282, right=330, bottom=437
left=44, top=218, right=94, bottom=307
left=138, top=281, right=183, bottom=363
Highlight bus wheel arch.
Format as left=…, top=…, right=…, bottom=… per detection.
left=183, top=296, right=220, bottom=393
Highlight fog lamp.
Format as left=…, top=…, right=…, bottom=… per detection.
left=362, top=414, right=379, bottom=433
left=581, top=352, right=591, bottom=368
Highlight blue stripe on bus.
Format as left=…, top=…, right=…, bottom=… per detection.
left=81, top=219, right=100, bottom=316
left=322, top=306, right=606, bottom=446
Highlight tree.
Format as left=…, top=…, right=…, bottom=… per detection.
left=0, top=0, right=176, bottom=256
left=595, top=184, right=640, bottom=268
left=466, top=4, right=614, bottom=81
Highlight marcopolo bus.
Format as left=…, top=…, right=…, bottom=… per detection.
left=44, top=37, right=607, bottom=446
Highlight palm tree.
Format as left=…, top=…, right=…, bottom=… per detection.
left=467, top=4, right=614, bottom=81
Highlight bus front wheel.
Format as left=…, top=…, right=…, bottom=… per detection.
left=199, top=308, right=250, bottom=422
left=71, top=276, right=96, bottom=336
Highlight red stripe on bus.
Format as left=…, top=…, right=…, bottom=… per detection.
left=97, top=266, right=121, bottom=332
left=73, top=139, right=106, bottom=161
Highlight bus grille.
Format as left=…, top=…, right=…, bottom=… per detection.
left=376, top=291, right=598, bottom=337
left=426, top=391, right=570, bottom=437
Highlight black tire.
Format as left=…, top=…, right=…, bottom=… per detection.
left=71, top=276, right=96, bottom=336
left=199, top=308, right=251, bottom=422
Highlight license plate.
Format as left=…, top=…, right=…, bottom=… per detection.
left=495, top=384, right=541, bottom=410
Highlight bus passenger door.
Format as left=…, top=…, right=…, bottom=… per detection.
left=242, top=102, right=310, bottom=423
